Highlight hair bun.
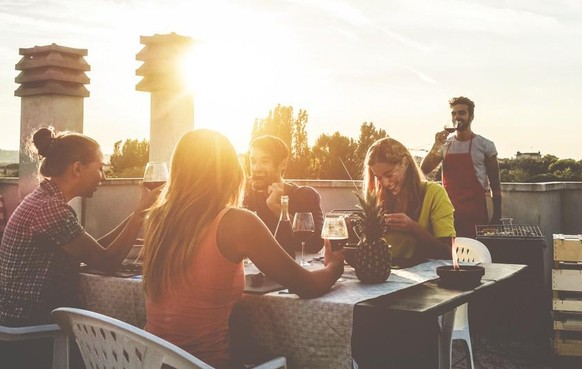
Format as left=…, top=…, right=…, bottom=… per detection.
left=33, top=127, right=56, bottom=157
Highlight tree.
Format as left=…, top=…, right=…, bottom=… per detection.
left=108, top=139, right=150, bottom=178
left=355, top=122, right=388, bottom=167
left=251, top=104, right=294, bottom=150
left=311, top=132, right=359, bottom=180
left=251, top=104, right=312, bottom=178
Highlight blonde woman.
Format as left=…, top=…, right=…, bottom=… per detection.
left=363, top=137, right=455, bottom=267
left=143, top=129, right=343, bottom=369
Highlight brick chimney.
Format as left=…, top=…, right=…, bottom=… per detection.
left=15, top=43, right=90, bottom=199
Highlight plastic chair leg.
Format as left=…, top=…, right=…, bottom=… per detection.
left=52, top=331, right=70, bottom=369
left=438, top=309, right=455, bottom=369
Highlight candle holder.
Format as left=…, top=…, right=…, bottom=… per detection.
left=436, top=265, right=485, bottom=290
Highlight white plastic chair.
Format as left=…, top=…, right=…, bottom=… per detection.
left=52, top=307, right=286, bottom=369
left=451, top=237, right=492, bottom=369
left=0, top=322, right=69, bottom=369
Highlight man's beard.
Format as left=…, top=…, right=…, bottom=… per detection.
left=456, top=120, right=470, bottom=132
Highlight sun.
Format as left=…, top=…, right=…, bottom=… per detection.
left=176, top=33, right=308, bottom=153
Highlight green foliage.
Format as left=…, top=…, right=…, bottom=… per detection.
left=249, top=105, right=581, bottom=182
left=354, top=191, right=388, bottom=242
left=355, top=122, right=388, bottom=169
left=499, top=155, right=582, bottom=182
left=251, top=104, right=311, bottom=178
left=108, top=139, right=150, bottom=178
left=311, top=132, right=359, bottom=179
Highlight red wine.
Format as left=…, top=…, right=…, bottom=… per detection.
left=143, top=181, right=166, bottom=190
left=274, top=219, right=295, bottom=259
left=294, top=230, right=314, bottom=243
left=444, top=127, right=456, bottom=133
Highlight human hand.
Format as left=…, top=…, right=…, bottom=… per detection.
left=434, top=130, right=449, bottom=145
left=265, top=182, right=285, bottom=210
left=136, top=182, right=162, bottom=212
left=384, top=213, right=417, bottom=232
left=323, top=239, right=345, bottom=278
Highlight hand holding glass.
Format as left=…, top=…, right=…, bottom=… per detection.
left=321, top=214, right=349, bottom=240
left=143, top=162, right=169, bottom=190
left=292, top=212, right=315, bottom=266
left=443, top=121, right=458, bottom=134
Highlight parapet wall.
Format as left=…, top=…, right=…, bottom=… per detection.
left=1, top=178, right=581, bottom=241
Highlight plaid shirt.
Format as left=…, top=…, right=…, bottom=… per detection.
left=0, top=180, right=84, bottom=326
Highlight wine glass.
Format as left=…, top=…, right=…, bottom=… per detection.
left=143, top=162, right=169, bottom=190
left=292, top=212, right=315, bottom=266
left=321, top=214, right=349, bottom=243
left=322, top=214, right=350, bottom=279
left=443, top=121, right=458, bottom=134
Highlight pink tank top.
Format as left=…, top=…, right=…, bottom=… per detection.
left=145, top=208, right=244, bottom=369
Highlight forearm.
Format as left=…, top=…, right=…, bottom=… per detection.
left=420, top=146, right=442, bottom=175
left=100, top=211, right=146, bottom=270
left=97, top=214, right=133, bottom=247
left=491, top=191, right=502, bottom=221
left=296, top=263, right=343, bottom=298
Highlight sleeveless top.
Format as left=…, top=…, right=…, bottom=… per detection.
left=145, top=208, right=244, bottom=369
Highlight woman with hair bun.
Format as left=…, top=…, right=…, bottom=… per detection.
left=0, top=127, right=159, bottom=368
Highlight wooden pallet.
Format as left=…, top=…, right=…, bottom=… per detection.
left=554, top=234, right=582, bottom=262
left=553, top=269, right=582, bottom=292
left=554, top=331, right=582, bottom=357
left=552, top=235, right=582, bottom=358
left=553, top=291, right=582, bottom=313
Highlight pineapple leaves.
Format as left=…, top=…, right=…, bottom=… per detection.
left=353, top=191, right=389, bottom=242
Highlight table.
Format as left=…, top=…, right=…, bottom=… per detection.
left=352, top=263, right=526, bottom=368
left=78, top=261, right=525, bottom=369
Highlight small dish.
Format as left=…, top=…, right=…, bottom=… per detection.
left=436, top=265, right=485, bottom=290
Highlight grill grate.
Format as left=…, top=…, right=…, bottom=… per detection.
left=475, top=224, right=544, bottom=240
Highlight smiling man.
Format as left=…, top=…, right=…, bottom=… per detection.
left=243, top=135, right=324, bottom=254
left=421, top=96, right=502, bottom=237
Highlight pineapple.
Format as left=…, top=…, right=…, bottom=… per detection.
left=352, top=191, right=392, bottom=284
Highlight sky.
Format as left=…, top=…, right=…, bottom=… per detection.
left=1, top=0, right=581, bottom=159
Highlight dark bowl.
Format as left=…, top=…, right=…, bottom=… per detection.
left=436, top=265, right=485, bottom=290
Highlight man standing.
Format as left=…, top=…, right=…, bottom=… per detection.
left=421, top=96, right=502, bottom=238
left=243, top=135, right=324, bottom=253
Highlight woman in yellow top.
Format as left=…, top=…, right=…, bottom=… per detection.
left=363, top=137, right=455, bottom=266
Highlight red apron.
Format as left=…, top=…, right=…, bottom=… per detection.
left=442, top=137, right=488, bottom=238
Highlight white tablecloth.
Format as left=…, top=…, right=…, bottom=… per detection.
left=78, top=260, right=449, bottom=369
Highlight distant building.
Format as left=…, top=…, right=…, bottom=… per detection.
left=516, top=151, right=541, bottom=160
left=0, top=163, right=18, bottom=177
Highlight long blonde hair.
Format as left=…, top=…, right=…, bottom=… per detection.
left=143, top=129, right=244, bottom=301
left=363, top=137, right=425, bottom=219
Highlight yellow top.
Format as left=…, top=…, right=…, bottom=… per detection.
left=386, top=181, right=455, bottom=263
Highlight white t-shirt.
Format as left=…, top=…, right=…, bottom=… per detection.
left=438, top=134, right=497, bottom=191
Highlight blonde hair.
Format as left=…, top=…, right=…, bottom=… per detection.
left=363, top=137, right=425, bottom=219
left=143, top=129, right=244, bottom=301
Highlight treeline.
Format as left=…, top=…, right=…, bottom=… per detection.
left=106, top=104, right=582, bottom=183
left=249, top=104, right=387, bottom=180
left=499, top=156, right=582, bottom=182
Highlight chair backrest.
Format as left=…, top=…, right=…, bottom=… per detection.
left=454, top=237, right=492, bottom=263
left=52, top=307, right=213, bottom=369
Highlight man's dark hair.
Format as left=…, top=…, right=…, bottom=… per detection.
left=249, top=135, right=289, bottom=166
left=449, top=96, right=475, bottom=116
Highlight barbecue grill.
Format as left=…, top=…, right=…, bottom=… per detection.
left=475, top=223, right=550, bottom=340
left=475, top=224, right=544, bottom=240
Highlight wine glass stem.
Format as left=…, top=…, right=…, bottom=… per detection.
left=301, top=242, right=306, bottom=263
